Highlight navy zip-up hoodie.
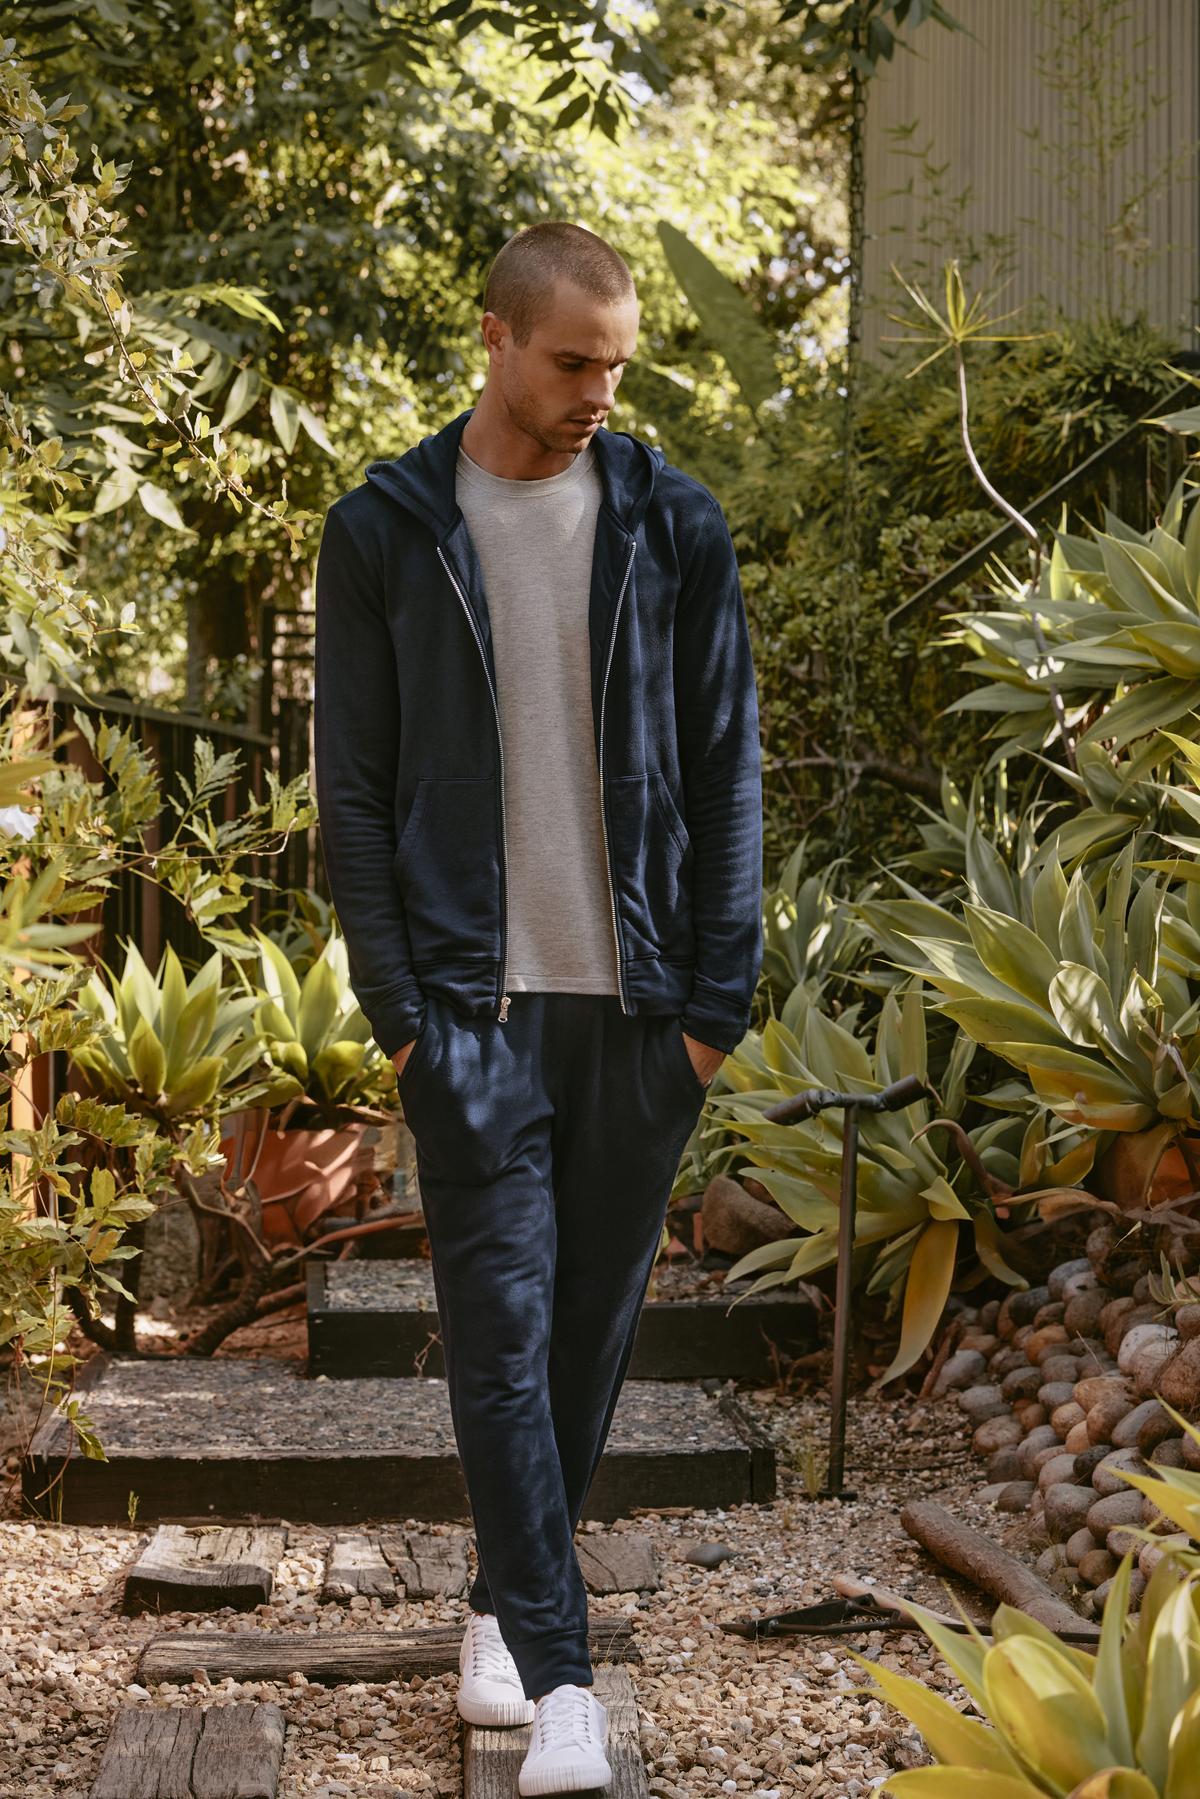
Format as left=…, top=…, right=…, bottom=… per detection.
left=312, top=405, right=763, bottom=1059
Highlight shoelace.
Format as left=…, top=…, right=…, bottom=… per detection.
left=534, top=1685, right=595, bottom=1752
left=467, top=1616, right=520, bottom=1685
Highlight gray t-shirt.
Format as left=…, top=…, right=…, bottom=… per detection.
left=455, top=440, right=621, bottom=996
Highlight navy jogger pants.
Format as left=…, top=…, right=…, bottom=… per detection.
left=394, top=988, right=711, bottom=1699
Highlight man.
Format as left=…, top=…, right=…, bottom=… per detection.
left=313, top=220, right=762, bottom=1795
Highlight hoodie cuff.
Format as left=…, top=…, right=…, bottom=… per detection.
left=679, top=986, right=752, bottom=1058
left=363, top=981, right=428, bottom=1061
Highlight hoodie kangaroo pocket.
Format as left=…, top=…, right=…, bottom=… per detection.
left=607, top=771, right=694, bottom=961
left=394, top=777, right=503, bottom=965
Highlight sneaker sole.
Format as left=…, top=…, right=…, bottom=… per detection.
left=457, top=1692, right=537, bottom=1727
left=517, top=1752, right=612, bottom=1794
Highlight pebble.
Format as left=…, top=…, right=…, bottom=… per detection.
left=957, top=1384, right=1009, bottom=1423
left=1037, top=1452, right=1078, bottom=1493
left=933, top=1350, right=987, bottom=1395
left=995, top=1481, right=1035, bottom=1514
left=1087, top=1490, right=1145, bottom=1536
left=1112, top=1400, right=1170, bottom=1450
left=1049, top=1259, right=1092, bottom=1301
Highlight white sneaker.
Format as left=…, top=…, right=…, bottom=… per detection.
left=518, top=1682, right=611, bottom=1795
left=457, top=1610, right=536, bottom=1726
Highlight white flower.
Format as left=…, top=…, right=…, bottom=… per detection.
left=0, top=806, right=38, bottom=840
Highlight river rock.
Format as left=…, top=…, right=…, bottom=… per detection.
left=1066, top=1419, right=1092, bottom=1453
left=1101, top=1297, right=1137, bottom=1354
left=1026, top=1324, right=1070, bottom=1364
left=1016, top=1424, right=1062, bottom=1474
left=960, top=1331, right=999, bottom=1357
left=932, top=1348, right=988, bottom=1395
left=1075, top=1343, right=1116, bottom=1379
left=1108, top=1525, right=1144, bottom=1558
left=996, top=1480, right=1036, bottom=1513
left=987, top=1444, right=1025, bottom=1482
left=1038, top=1451, right=1079, bottom=1492
left=958, top=1384, right=1009, bottom=1422
left=1061, top=1269, right=1100, bottom=1302
left=1077, top=1548, right=1119, bottom=1587
left=1045, top=1483, right=1096, bottom=1536
left=1088, top=1490, right=1145, bottom=1536
left=1064, top=1288, right=1111, bottom=1338
left=1033, top=1300, right=1067, bottom=1329
left=1087, top=1394, right=1134, bottom=1445
left=1036, top=1542, right=1069, bottom=1576
left=1092, top=1448, right=1148, bottom=1497
left=1014, top=1401, right=1048, bottom=1431
left=1112, top=1399, right=1171, bottom=1450
left=1073, top=1444, right=1111, bottom=1482
left=1133, top=1339, right=1182, bottom=1397
left=1175, top=1305, right=1200, bottom=1342
left=1051, top=1401, right=1086, bottom=1436
left=1150, top=1437, right=1185, bottom=1468
left=1000, top=1286, right=1050, bottom=1334
left=1118, top=1322, right=1178, bottom=1375
left=1049, top=1258, right=1092, bottom=1300
left=1041, top=1354, right=1082, bottom=1386
left=1075, top=1374, right=1132, bottom=1413
left=979, top=1299, right=1001, bottom=1331
left=1002, top=1365, right=1044, bottom=1401
left=1140, top=1534, right=1191, bottom=1578
left=1157, top=1338, right=1200, bottom=1413
left=974, top=1414, right=1024, bottom=1454
left=1094, top=1568, right=1146, bottom=1611
left=1038, top=1381, right=1077, bottom=1411
left=1182, top=1430, right=1200, bottom=1472
left=991, top=1346, right=1031, bottom=1377
left=1066, top=1526, right=1100, bottom=1563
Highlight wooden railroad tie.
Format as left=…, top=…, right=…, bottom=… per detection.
left=124, top=1525, right=287, bottom=1616
left=464, top=1665, right=647, bottom=1798
left=90, top=1703, right=284, bottom=1799
left=138, top=1617, right=639, bottom=1686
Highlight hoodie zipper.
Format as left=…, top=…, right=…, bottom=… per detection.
left=436, top=545, right=512, bottom=1021
left=599, top=536, right=638, bottom=1016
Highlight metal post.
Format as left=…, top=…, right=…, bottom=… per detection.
left=822, top=1102, right=859, bottom=1500
left=762, top=1074, right=929, bottom=1505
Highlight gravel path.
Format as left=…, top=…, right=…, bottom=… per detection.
left=0, top=1383, right=1010, bottom=1799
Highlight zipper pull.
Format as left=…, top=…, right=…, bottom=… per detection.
left=498, top=994, right=511, bottom=1023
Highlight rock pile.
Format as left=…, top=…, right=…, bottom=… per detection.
left=934, top=1222, right=1200, bottom=1615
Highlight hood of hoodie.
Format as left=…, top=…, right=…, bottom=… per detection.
left=364, top=405, right=664, bottom=541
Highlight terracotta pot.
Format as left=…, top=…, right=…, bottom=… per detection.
left=1097, top=1122, right=1200, bottom=1212
left=222, top=1111, right=377, bottom=1247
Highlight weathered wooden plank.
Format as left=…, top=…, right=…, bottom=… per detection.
left=321, top=1532, right=398, bottom=1604
left=124, top=1526, right=286, bottom=1616
left=89, top=1703, right=284, bottom=1799
left=382, top=1527, right=470, bottom=1598
left=577, top=1533, right=661, bottom=1595
left=138, top=1619, right=638, bottom=1687
left=464, top=1666, right=647, bottom=1799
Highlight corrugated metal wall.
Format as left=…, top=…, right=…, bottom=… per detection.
left=862, top=0, right=1200, bottom=361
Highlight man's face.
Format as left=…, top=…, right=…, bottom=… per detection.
left=483, top=277, right=639, bottom=454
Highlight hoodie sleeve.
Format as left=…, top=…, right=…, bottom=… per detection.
left=313, top=501, right=426, bottom=1058
left=673, top=494, right=764, bottom=1056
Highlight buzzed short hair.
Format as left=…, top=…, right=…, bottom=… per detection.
left=482, top=222, right=636, bottom=346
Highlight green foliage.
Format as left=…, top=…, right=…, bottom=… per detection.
left=862, top=1553, right=1200, bottom=1797
left=712, top=982, right=1039, bottom=1383
left=251, top=924, right=396, bottom=1122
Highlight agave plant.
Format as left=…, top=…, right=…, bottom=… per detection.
left=872, top=838, right=1200, bottom=1144
left=947, top=466, right=1200, bottom=765
left=251, top=924, right=396, bottom=1122
left=760, top=839, right=875, bottom=1009
left=862, top=1552, right=1200, bottom=1797
left=712, top=981, right=1040, bottom=1383
left=72, top=940, right=265, bottom=1120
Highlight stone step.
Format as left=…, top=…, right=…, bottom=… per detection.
left=307, top=1258, right=816, bottom=1380
left=25, top=1354, right=775, bottom=1525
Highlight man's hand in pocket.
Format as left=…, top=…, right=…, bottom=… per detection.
left=682, top=1030, right=725, bottom=1088
left=392, top=1037, right=418, bottom=1081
